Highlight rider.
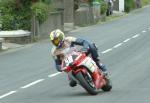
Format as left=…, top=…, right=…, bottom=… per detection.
left=50, top=29, right=109, bottom=87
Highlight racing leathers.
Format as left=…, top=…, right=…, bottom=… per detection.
left=51, top=36, right=107, bottom=73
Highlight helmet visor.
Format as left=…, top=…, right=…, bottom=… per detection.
left=52, top=38, right=60, bottom=46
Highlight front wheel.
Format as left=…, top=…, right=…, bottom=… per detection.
left=75, top=71, right=98, bottom=95
left=101, top=77, right=112, bottom=91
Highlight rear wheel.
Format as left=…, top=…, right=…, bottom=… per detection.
left=76, top=71, right=98, bottom=95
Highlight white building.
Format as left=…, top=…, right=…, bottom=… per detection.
left=119, top=0, right=124, bottom=12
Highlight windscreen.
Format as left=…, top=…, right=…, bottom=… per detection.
left=62, top=47, right=79, bottom=67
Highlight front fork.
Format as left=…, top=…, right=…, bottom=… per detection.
left=67, top=68, right=87, bottom=84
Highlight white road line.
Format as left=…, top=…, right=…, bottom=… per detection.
left=101, top=48, right=113, bottom=54
left=21, top=79, right=44, bottom=89
left=149, top=28, right=150, bottom=30
left=142, top=30, right=146, bottom=33
left=132, top=34, right=140, bottom=38
left=123, top=38, right=131, bottom=43
left=48, top=72, right=61, bottom=78
left=0, top=91, right=17, bottom=99
left=113, top=43, right=123, bottom=48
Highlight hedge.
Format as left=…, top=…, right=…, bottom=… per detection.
left=0, top=0, right=54, bottom=30
left=125, top=0, right=135, bottom=12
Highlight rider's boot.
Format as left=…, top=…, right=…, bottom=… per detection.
left=68, top=75, right=77, bottom=87
left=69, top=79, right=77, bottom=87
left=95, top=58, right=110, bottom=79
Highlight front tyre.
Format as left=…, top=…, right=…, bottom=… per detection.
left=101, top=77, right=112, bottom=91
left=76, top=72, right=98, bottom=95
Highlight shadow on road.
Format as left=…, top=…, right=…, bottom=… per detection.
left=51, top=90, right=109, bottom=98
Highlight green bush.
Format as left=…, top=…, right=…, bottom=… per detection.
left=0, top=0, right=32, bottom=30
left=100, top=1, right=107, bottom=15
left=31, top=2, right=55, bottom=24
left=0, top=0, right=54, bottom=30
left=142, top=0, right=150, bottom=6
left=0, top=0, right=15, bottom=30
left=125, top=0, right=135, bottom=12
left=0, top=14, right=14, bottom=30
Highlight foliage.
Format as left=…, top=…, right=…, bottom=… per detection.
left=0, top=0, right=54, bottom=30
left=0, top=0, right=32, bottom=30
left=88, top=0, right=94, bottom=6
left=41, top=0, right=52, bottom=4
left=125, top=0, right=135, bottom=13
left=31, top=2, right=50, bottom=24
left=142, top=0, right=150, bottom=6
left=100, top=1, right=107, bottom=15
left=0, top=0, right=15, bottom=30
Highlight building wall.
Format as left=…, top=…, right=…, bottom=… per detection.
left=31, top=11, right=64, bottom=39
left=113, top=0, right=119, bottom=11
left=51, top=0, right=74, bottom=23
left=51, top=0, right=64, bottom=9
left=64, top=0, right=74, bottom=23
left=113, top=0, right=124, bottom=12
left=119, top=0, right=124, bottom=12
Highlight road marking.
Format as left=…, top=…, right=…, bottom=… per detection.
left=113, top=43, right=123, bottom=48
left=132, top=34, right=140, bottom=38
left=101, top=48, right=113, bottom=54
left=142, top=30, right=146, bottom=33
left=21, top=79, right=44, bottom=89
left=48, top=72, right=61, bottom=78
left=123, top=38, right=131, bottom=43
left=149, top=28, right=150, bottom=30
left=0, top=91, right=17, bottom=99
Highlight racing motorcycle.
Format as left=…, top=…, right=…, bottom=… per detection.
left=61, top=47, right=112, bottom=95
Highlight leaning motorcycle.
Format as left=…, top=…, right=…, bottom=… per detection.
left=61, top=47, right=112, bottom=95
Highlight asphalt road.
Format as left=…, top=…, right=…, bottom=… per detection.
left=0, top=6, right=150, bottom=103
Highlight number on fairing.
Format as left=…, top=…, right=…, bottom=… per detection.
left=65, top=55, right=73, bottom=66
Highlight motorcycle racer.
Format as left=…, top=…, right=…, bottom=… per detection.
left=49, top=29, right=110, bottom=87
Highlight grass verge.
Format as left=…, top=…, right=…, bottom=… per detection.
left=142, top=0, right=150, bottom=6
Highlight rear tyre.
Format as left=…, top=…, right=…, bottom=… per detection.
left=76, top=72, right=98, bottom=95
